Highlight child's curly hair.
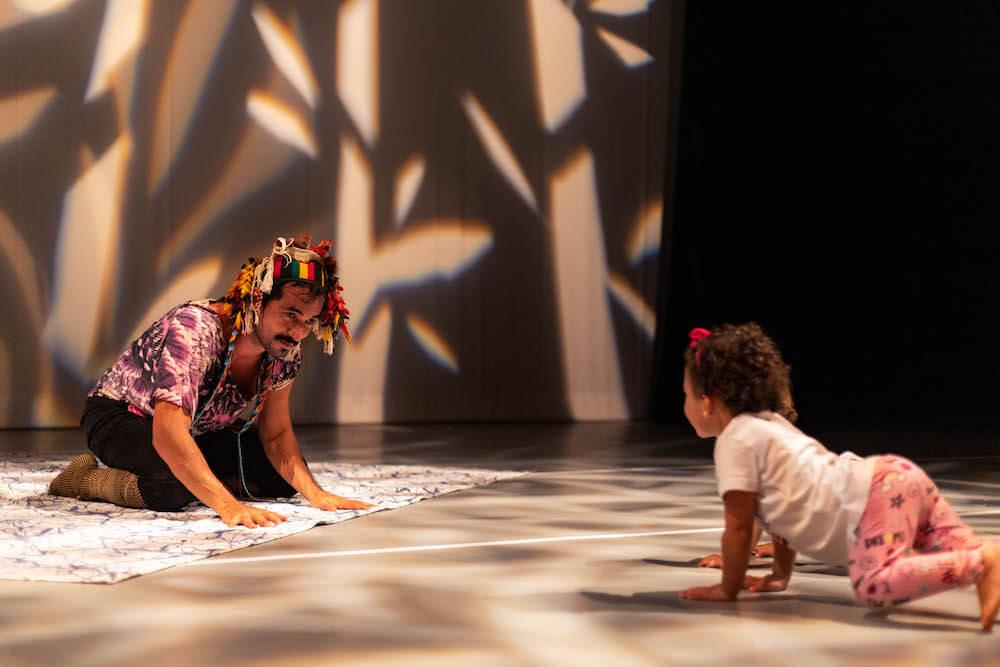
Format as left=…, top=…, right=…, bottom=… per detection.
left=684, top=322, right=798, bottom=423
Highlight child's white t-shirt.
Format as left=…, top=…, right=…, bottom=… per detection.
left=713, top=411, right=876, bottom=564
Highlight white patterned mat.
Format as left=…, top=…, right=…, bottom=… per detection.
left=0, top=455, right=524, bottom=584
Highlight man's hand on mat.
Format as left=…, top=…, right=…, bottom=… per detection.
left=743, top=573, right=789, bottom=593
left=308, top=490, right=375, bottom=511
left=678, top=583, right=736, bottom=601
left=218, top=502, right=286, bottom=528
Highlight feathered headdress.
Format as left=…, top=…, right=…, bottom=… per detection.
left=220, top=235, right=351, bottom=356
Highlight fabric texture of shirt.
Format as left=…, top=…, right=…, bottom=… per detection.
left=90, top=300, right=300, bottom=435
left=713, top=411, right=876, bottom=564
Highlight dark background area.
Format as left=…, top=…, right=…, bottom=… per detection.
left=652, top=3, right=993, bottom=430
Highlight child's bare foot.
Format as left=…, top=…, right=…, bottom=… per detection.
left=978, top=542, right=1000, bottom=631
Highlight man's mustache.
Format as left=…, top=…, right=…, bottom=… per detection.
left=275, top=335, right=295, bottom=345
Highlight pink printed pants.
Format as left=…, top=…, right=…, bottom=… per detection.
left=848, top=455, right=984, bottom=607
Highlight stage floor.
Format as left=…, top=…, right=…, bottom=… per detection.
left=1, top=422, right=999, bottom=666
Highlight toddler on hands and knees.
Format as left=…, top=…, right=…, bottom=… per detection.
left=676, top=324, right=1000, bottom=631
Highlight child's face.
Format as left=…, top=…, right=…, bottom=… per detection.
left=683, top=368, right=715, bottom=438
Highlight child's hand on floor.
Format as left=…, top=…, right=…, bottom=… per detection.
left=698, top=542, right=774, bottom=568
left=697, top=553, right=723, bottom=568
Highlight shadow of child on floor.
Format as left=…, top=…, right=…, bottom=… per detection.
left=579, top=589, right=985, bottom=634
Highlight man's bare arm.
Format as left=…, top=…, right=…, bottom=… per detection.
left=152, top=401, right=285, bottom=527
left=257, top=386, right=373, bottom=510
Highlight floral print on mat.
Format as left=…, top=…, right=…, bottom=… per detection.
left=0, top=455, right=525, bottom=584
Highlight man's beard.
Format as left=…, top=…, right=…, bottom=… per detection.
left=257, top=329, right=296, bottom=357
left=271, top=335, right=296, bottom=356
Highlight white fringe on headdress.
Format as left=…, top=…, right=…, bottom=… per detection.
left=242, top=237, right=295, bottom=334
left=244, top=262, right=264, bottom=335
left=259, top=236, right=293, bottom=295
left=320, top=325, right=335, bottom=355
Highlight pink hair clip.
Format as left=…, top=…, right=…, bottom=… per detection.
left=688, top=328, right=711, bottom=347
left=689, top=327, right=711, bottom=364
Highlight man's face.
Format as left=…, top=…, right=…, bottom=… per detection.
left=256, top=284, right=324, bottom=357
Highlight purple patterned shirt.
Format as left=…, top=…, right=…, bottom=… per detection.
left=90, top=301, right=301, bottom=435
